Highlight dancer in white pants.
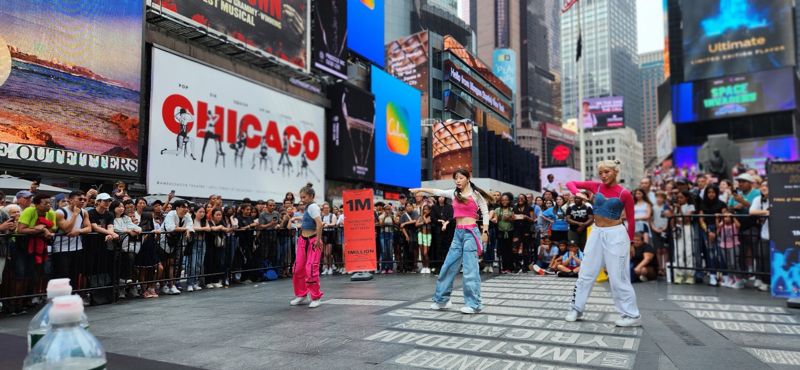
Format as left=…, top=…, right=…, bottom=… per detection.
left=564, top=160, right=642, bottom=327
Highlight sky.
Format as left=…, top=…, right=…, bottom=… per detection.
left=637, top=0, right=665, bottom=54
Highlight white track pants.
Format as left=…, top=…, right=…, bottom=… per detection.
left=571, top=224, right=641, bottom=318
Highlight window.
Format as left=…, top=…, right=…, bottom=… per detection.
left=432, top=79, right=443, bottom=100
left=607, top=139, right=614, bottom=145
left=595, top=140, right=602, bottom=146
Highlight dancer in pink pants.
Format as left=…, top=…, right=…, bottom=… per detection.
left=290, top=183, right=325, bottom=308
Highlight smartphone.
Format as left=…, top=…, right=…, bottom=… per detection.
left=170, top=190, right=176, bottom=196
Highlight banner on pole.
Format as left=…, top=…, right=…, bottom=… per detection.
left=343, top=189, right=376, bottom=272
left=561, top=0, right=578, bottom=13
left=768, top=161, right=800, bottom=298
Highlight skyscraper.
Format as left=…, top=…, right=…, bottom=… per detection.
left=561, top=0, right=642, bottom=137
left=640, top=50, right=664, bottom=168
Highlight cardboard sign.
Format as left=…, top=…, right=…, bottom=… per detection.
left=343, top=189, right=376, bottom=272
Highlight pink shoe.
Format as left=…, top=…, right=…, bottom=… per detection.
left=387, top=270, right=394, bottom=274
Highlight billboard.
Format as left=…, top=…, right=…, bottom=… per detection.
left=312, top=0, right=348, bottom=79
left=347, top=0, right=384, bottom=67
left=682, top=0, right=795, bottom=81
left=493, top=49, right=516, bottom=94
left=371, top=66, right=421, bottom=188
left=432, top=119, right=473, bottom=180
left=656, top=113, right=676, bottom=162
left=582, top=97, right=625, bottom=130
left=672, top=136, right=798, bottom=175
left=386, top=31, right=429, bottom=119
left=672, top=68, right=796, bottom=123
left=444, top=60, right=513, bottom=121
left=327, top=83, right=375, bottom=181
left=542, top=123, right=576, bottom=168
left=768, top=161, right=800, bottom=298
left=148, top=49, right=324, bottom=200
left=0, top=0, right=142, bottom=177
left=444, top=36, right=512, bottom=98
left=151, top=0, right=309, bottom=71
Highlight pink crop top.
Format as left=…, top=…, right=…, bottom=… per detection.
left=452, top=197, right=479, bottom=219
left=430, top=189, right=490, bottom=226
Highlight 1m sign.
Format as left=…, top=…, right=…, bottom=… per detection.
left=343, top=189, right=377, bottom=272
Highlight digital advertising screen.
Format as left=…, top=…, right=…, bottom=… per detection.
left=347, top=0, right=384, bottom=67
left=582, top=97, right=625, bottom=130
left=682, top=0, right=795, bottom=81
left=326, top=83, right=375, bottom=182
left=672, top=67, right=796, bottom=123
left=432, top=119, right=473, bottom=180
left=149, top=48, right=325, bottom=200
left=151, top=0, right=309, bottom=71
left=371, top=66, right=421, bottom=188
left=542, top=123, right=576, bottom=168
left=312, top=0, right=348, bottom=79
left=492, top=48, right=516, bottom=94
left=386, top=31, right=429, bottom=119
left=0, top=0, right=143, bottom=177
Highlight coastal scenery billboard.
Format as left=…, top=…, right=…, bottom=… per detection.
left=149, top=48, right=325, bottom=200
left=682, top=0, right=795, bottom=81
left=582, top=96, right=625, bottom=130
left=151, top=0, right=309, bottom=71
left=0, top=0, right=143, bottom=177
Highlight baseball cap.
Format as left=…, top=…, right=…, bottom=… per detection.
left=675, top=177, right=689, bottom=185
left=735, top=173, right=755, bottom=183
left=568, top=240, right=578, bottom=246
left=16, top=190, right=33, bottom=199
left=96, top=193, right=112, bottom=201
left=151, top=199, right=164, bottom=206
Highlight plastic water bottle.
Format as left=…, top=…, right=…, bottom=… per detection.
left=23, top=295, right=106, bottom=370
left=28, top=279, right=90, bottom=351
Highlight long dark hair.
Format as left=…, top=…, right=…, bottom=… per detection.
left=453, top=168, right=491, bottom=204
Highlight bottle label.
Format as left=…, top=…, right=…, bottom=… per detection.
left=28, top=333, right=44, bottom=351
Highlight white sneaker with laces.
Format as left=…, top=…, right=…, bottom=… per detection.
left=206, top=284, right=215, bottom=289
left=186, top=285, right=194, bottom=292
left=754, top=279, right=769, bottom=292
left=214, top=282, right=224, bottom=288
left=488, top=267, right=494, bottom=273
left=615, top=316, right=642, bottom=327
left=708, top=275, right=718, bottom=286
left=170, top=286, right=181, bottom=295
left=161, top=286, right=170, bottom=295
left=460, top=306, right=479, bottom=314
left=309, top=299, right=322, bottom=308
left=430, top=300, right=453, bottom=310
left=565, top=309, right=583, bottom=322
left=290, top=295, right=309, bottom=306
left=193, top=284, right=202, bottom=291
left=731, top=279, right=745, bottom=289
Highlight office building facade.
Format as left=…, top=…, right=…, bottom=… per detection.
left=640, top=50, right=665, bottom=168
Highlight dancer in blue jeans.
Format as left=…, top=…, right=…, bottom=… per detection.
left=411, top=168, right=491, bottom=314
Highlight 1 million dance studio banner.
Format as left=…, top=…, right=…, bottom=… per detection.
left=148, top=48, right=325, bottom=200
left=343, top=189, right=376, bottom=273
left=0, top=0, right=143, bottom=177
left=768, top=161, right=800, bottom=298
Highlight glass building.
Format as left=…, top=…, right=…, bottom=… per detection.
left=639, top=50, right=664, bottom=168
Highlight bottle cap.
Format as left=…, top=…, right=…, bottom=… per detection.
left=46, top=278, right=72, bottom=299
left=49, top=295, right=84, bottom=325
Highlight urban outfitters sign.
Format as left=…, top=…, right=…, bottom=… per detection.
left=768, top=161, right=800, bottom=298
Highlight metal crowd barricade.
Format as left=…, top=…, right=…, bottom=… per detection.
left=667, top=214, right=770, bottom=281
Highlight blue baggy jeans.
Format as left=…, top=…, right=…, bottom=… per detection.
left=433, top=226, right=483, bottom=310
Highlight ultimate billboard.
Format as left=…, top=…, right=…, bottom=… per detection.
left=672, top=67, right=796, bottom=123
left=149, top=48, right=324, bottom=200
left=151, top=0, right=309, bottom=71
left=327, top=83, right=375, bottom=181
left=312, top=0, right=347, bottom=79
left=582, top=97, right=625, bottom=130
left=386, top=31, right=429, bottom=119
left=682, top=0, right=795, bottom=81
left=371, top=66, right=421, bottom=188
left=0, top=0, right=143, bottom=177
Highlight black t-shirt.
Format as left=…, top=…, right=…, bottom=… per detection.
left=513, top=205, right=533, bottom=231
left=566, top=204, right=593, bottom=231
left=88, top=209, right=114, bottom=229
left=632, top=243, right=657, bottom=269
left=700, top=200, right=726, bottom=228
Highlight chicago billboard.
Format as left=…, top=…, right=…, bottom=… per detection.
left=149, top=48, right=324, bottom=200
left=0, top=0, right=142, bottom=177
left=582, top=97, right=625, bottom=130
left=672, top=67, right=796, bottom=123
left=151, top=0, right=309, bottom=71
left=326, top=83, right=375, bottom=181
left=312, top=0, right=348, bottom=79
left=347, top=0, right=384, bottom=67
left=385, top=31, right=429, bottom=118
left=371, top=66, right=420, bottom=188
left=682, top=0, right=795, bottom=81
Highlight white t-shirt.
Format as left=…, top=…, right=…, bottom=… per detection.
left=306, top=203, right=321, bottom=218
left=750, top=196, right=769, bottom=240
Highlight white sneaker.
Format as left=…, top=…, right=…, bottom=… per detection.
left=170, top=286, right=181, bottom=295
left=488, top=267, right=494, bottom=273
left=206, top=284, right=216, bottom=289
left=290, top=295, right=309, bottom=306
left=565, top=309, right=583, bottom=322
left=639, top=275, right=649, bottom=282
left=460, top=306, right=480, bottom=314
left=193, top=284, right=202, bottom=291
left=708, top=275, right=718, bottom=286
left=309, top=299, right=322, bottom=308
left=720, top=276, right=731, bottom=288
left=214, top=283, right=224, bottom=288
left=754, top=279, right=769, bottom=292
left=186, top=285, right=194, bottom=292
left=615, top=317, right=642, bottom=327
left=532, top=265, right=543, bottom=274
left=430, top=300, right=453, bottom=310
left=161, top=286, right=170, bottom=295
left=118, top=290, right=126, bottom=299
left=731, top=279, right=745, bottom=289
